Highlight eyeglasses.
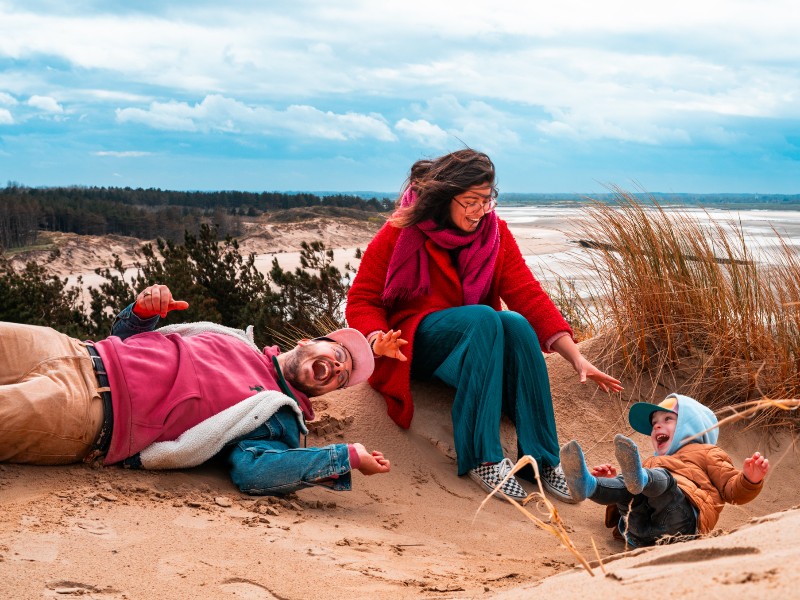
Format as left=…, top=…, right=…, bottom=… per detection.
left=452, top=188, right=499, bottom=214
left=313, top=338, right=352, bottom=388
left=330, top=343, right=351, bottom=389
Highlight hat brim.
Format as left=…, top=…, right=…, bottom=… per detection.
left=316, top=328, right=374, bottom=388
left=628, top=402, right=677, bottom=435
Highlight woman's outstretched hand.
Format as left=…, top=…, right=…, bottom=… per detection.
left=371, top=329, right=408, bottom=361
left=573, top=356, right=624, bottom=392
left=550, top=335, right=624, bottom=393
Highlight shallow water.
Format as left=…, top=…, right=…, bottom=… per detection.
left=496, top=204, right=800, bottom=294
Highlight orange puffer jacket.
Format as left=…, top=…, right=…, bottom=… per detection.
left=644, top=443, right=763, bottom=533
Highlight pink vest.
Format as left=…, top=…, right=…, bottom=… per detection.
left=94, top=331, right=311, bottom=464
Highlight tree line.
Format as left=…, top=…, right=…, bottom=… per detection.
left=0, top=184, right=393, bottom=250
left=0, top=224, right=355, bottom=347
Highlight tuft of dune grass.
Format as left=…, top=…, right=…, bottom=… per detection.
left=557, top=189, right=800, bottom=426
left=475, top=456, right=595, bottom=576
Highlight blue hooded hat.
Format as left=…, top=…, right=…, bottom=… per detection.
left=628, top=393, right=718, bottom=456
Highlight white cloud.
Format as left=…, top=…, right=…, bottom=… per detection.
left=3, top=3, right=797, bottom=101
left=0, top=108, right=14, bottom=124
left=116, top=103, right=198, bottom=132
left=404, top=45, right=799, bottom=146
left=27, top=95, right=64, bottom=113
left=94, top=151, right=152, bottom=158
left=283, top=105, right=396, bottom=141
left=395, top=119, right=450, bottom=148
left=0, top=92, right=18, bottom=106
left=81, top=89, right=153, bottom=103
left=0, top=2, right=797, bottom=145
left=327, top=0, right=799, bottom=46
left=409, top=96, right=521, bottom=152
left=116, top=94, right=396, bottom=141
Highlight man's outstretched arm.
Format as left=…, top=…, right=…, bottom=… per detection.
left=110, top=284, right=189, bottom=339
left=227, top=438, right=356, bottom=495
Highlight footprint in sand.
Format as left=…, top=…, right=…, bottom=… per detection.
left=44, top=580, right=122, bottom=598
left=219, top=578, right=283, bottom=599
left=72, top=518, right=117, bottom=538
left=157, top=553, right=198, bottom=577
left=9, top=533, right=60, bottom=562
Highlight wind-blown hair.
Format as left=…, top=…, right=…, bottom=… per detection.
left=390, top=149, right=496, bottom=230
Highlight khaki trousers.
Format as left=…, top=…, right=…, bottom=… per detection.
left=0, top=322, right=104, bottom=464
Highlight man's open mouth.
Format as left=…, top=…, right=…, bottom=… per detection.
left=655, top=433, right=670, bottom=444
left=312, top=359, right=332, bottom=382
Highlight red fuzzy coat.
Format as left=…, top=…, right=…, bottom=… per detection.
left=346, top=219, right=573, bottom=428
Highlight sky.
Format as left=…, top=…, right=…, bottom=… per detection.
left=0, top=1, right=798, bottom=194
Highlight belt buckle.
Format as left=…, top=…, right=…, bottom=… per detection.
left=91, top=355, right=106, bottom=376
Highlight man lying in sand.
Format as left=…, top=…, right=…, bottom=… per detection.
left=560, top=393, right=768, bottom=547
left=0, top=284, right=390, bottom=495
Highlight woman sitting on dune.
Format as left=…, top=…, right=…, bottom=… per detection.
left=346, top=148, right=622, bottom=503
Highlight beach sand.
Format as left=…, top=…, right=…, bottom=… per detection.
left=2, top=214, right=799, bottom=599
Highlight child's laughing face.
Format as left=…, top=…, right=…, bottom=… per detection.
left=650, top=411, right=677, bottom=454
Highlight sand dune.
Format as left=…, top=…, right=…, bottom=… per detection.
left=1, top=334, right=797, bottom=599
left=2, top=218, right=799, bottom=599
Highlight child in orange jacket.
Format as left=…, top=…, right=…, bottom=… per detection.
left=560, top=393, right=768, bottom=546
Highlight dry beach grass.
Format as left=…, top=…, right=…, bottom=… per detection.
left=568, top=191, right=800, bottom=422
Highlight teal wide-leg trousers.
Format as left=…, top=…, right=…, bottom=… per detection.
left=411, top=305, right=560, bottom=475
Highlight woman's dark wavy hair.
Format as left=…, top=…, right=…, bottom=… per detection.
left=390, top=148, right=496, bottom=229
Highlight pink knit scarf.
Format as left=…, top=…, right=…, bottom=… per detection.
left=381, top=188, right=500, bottom=305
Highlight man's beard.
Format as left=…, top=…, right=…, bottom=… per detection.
left=282, top=344, right=326, bottom=396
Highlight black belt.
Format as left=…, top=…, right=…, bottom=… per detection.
left=86, top=344, right=114, bottom=457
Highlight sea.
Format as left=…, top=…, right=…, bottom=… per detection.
left=493, top=202, right=800, bottom=293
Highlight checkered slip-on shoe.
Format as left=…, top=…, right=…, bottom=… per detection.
left=540, top=464, right=578, bottom=504
left=468, top=458, right=528, bottom=501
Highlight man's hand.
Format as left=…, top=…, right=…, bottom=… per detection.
left=742, top=451, right=769, bottom=484
left=371, top=329, right=408, bottom=361
left=133, top=284, right=189, bottom=319
left=353, top=443, right=391, bottom=475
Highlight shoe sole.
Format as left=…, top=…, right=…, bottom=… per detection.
left=468, top=471, right=527, bottom=501
left=541, top=474, right=579, bottom=504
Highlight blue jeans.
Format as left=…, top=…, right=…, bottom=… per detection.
left=227, top=406, right=353, bottom=495
left=591, top=467, right=698, bottom=546
left=412, top=305, right=559, bottom=475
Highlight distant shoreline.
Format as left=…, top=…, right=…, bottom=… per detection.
left=342, top=190, right=800, bottom=207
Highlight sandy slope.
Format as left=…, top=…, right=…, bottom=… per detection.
left=493, top=506, right=800, bottom=599
left=1, top=336, right=797, bottom=600
left=2, top=220, right=799, bottom=599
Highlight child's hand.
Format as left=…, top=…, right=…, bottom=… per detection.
left=591, top=463, right=617, bottom=478
left=353, top=443, right=391, bottom=475
left=372, top=329, right=408, bottom=362
left=742, top=451, right=769, bottom=484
